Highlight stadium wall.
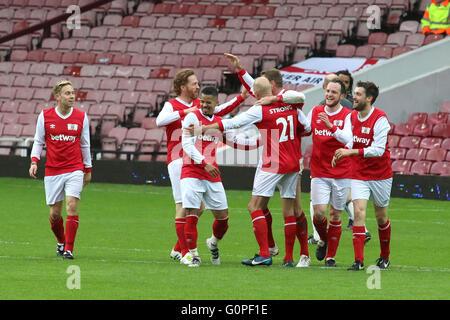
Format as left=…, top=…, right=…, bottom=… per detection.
left=1, top=155, right=448, bottom=201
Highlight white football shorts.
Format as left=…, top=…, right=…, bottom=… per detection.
left=44, top=170, right=84, bottom=205
left=311, top=177, right=351, bottom=210
left=180, top=177, right=228, bottom=211
left=167, top=158, right=183, bottom=204
left=252, top=167, right=298, bottom=199
left=351, top=178, right=393, bottom=207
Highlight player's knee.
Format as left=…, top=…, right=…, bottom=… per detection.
left=65, top=198, right=78, bottom=215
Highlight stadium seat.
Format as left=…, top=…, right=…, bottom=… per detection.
left=388, top=134, right=400, bottom=148
left=420, top=137, right=442, bottom=149
left=354, top=45, right=374, bottom=59
left=385, top=32, right=408, bottom=47
left=372, top=46, right=393, bottom=59
left=412, top=123, right=432, bottom=137
left=442, top=138, right=450, bottom=150
left=398, top=136, right=421, bottom=149
left=423, top=34, right=444, bottom=46
left=430, top=161, right=450, bottom=176
left=399, top=20, right=420, bottom=33
left=141, top=117, right=158, bottom=130
left=393, top=122, right=413, bottom=136
left=428, top=112, right=448, bottom=125
left=432, top=124, right=450, bottom=138
left=392, top=46, right=414, bottom=57
left=390, top=147, right=406, bottom=160
left=405, top=148, right=427, bottom=161
left=368, top=32, right=388, bottom=46
left=426, top=148, right=447, bottom=162
left=405, top=33, right=425, bottom=48
left=410, top=161, right=432, bottom=175
left=391, top=159, right=412, bottom=174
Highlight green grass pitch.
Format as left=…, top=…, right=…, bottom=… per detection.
left=0, top=177, right=449, bottom=300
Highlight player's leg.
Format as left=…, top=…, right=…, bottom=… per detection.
left=205, top=181, right=229, bottom=265
left=180, top=177, right=204, bottom=266
left=261, top=203, right=278, bottom=257
left=371, top=178, right=393, bottom=269
left=308, top=192, right=320, bottom=244
left=60, top=170, right=84, bottom=259
left=168, top=158, right=187, bottom=260
left=244, top=195, right=272, bottom=265
left=324, top=178, right=350, bottom=267
left=45, top=173, right=66, bottom=256
left=348, top=179, right=370, bottom=270
left=344, top=191, right=354, bottom=229
left=311, top=178, right=331, bottom=261
left=278, top=172, right=298, bottom=267
left=293, top=174, right=310, bottom=266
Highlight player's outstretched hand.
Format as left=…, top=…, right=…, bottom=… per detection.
left=204, top=164, right=220, bottom=178
left=29, top=163, right=37, bottom=179
left=318, top=112, right=332, bottom=129
left=224, top=53, right=243, bottom=72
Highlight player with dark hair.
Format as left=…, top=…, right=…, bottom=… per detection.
left=29, top=80, right=92, bottom=260
left=156, top=69, right=247, bottom=264
left=335, top=69, right=354, bottom=104
left=181, top=86, right=258, bottom=267
left=332, top=81, right=392, bottom=271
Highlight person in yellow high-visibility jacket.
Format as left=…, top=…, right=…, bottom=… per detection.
left=421, top=0, right=450, bottom=35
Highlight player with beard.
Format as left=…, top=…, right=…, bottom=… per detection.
left=302, top=78, right=353, bottom=267
left=332, top=81, right=392, bottom=271
left=156, top=69, right=247, bottom=264
left=180, top=87, right=259, bottom=267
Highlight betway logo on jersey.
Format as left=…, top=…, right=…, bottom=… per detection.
left=50, top=134, right=76, bottom=142
left=314, top=128, right=333, bottom=136
left=197, top=134, right=219, bottom=144
left=269, top=106, right=293, bottom=114
left=353, top=135, right=371, bottom=146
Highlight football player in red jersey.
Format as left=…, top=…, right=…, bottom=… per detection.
left=180, top=86, right=258, bottom=267
left=188, top=77, right=308, bottom=267
left=156, top=69, right=246, bottom=264
left=332, top=81, right=392, bottom=271
left=29, top=80, right=92, bottom=260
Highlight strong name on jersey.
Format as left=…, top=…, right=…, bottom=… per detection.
left=34, top=107, right=88, bottom=176
left=181, top=110, right=223, bottom=182
left=350, top=108, right=392, bottom=180
left=222, top=102, right=302, bottom=174
left=310, top=105, right=352, bottom=179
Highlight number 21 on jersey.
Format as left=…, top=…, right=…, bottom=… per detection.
left=276, top=115, right=294, bottom=142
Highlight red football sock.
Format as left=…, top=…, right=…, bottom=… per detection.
left=313, top=215, right=328, bottom=242
left=378, top=220, right=391, bottom=260
left=251, top=210, right=270, bottom=258
left=175, top=218, right=188, bottom=256
left=184, top=215, right=199, bottom=251
left=49, top=215, right=65, bottom=244
left=353, top=226, right=366, bottom=263
left=213, top=217, right=229, bottom=240
left=326, top=220, right=342, bottom=259
left=284, top=215, right=297, bottom=262
left=64, top=215, right=79, bottom=252
left=263, top=208, right=276, bottom=248
left=296, top=212, right=309, bottom=257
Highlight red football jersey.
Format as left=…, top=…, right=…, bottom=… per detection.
left=164, top=98, right=201, bottom=165
left=350, top=108, right=392, bottom=180
left=181, top=110, right=222, bottom=182
left=256, top=103, right=301, bottom=174
left=310, top=105, right=352, bottom=179
left=40, top=107, right=88, bottom=176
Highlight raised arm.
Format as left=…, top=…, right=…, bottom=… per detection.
left=156, top=101, right=197, bottom=127
left=223, top=130, right=261, bottom=151
left=224, top=53, right=256, bottom=97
